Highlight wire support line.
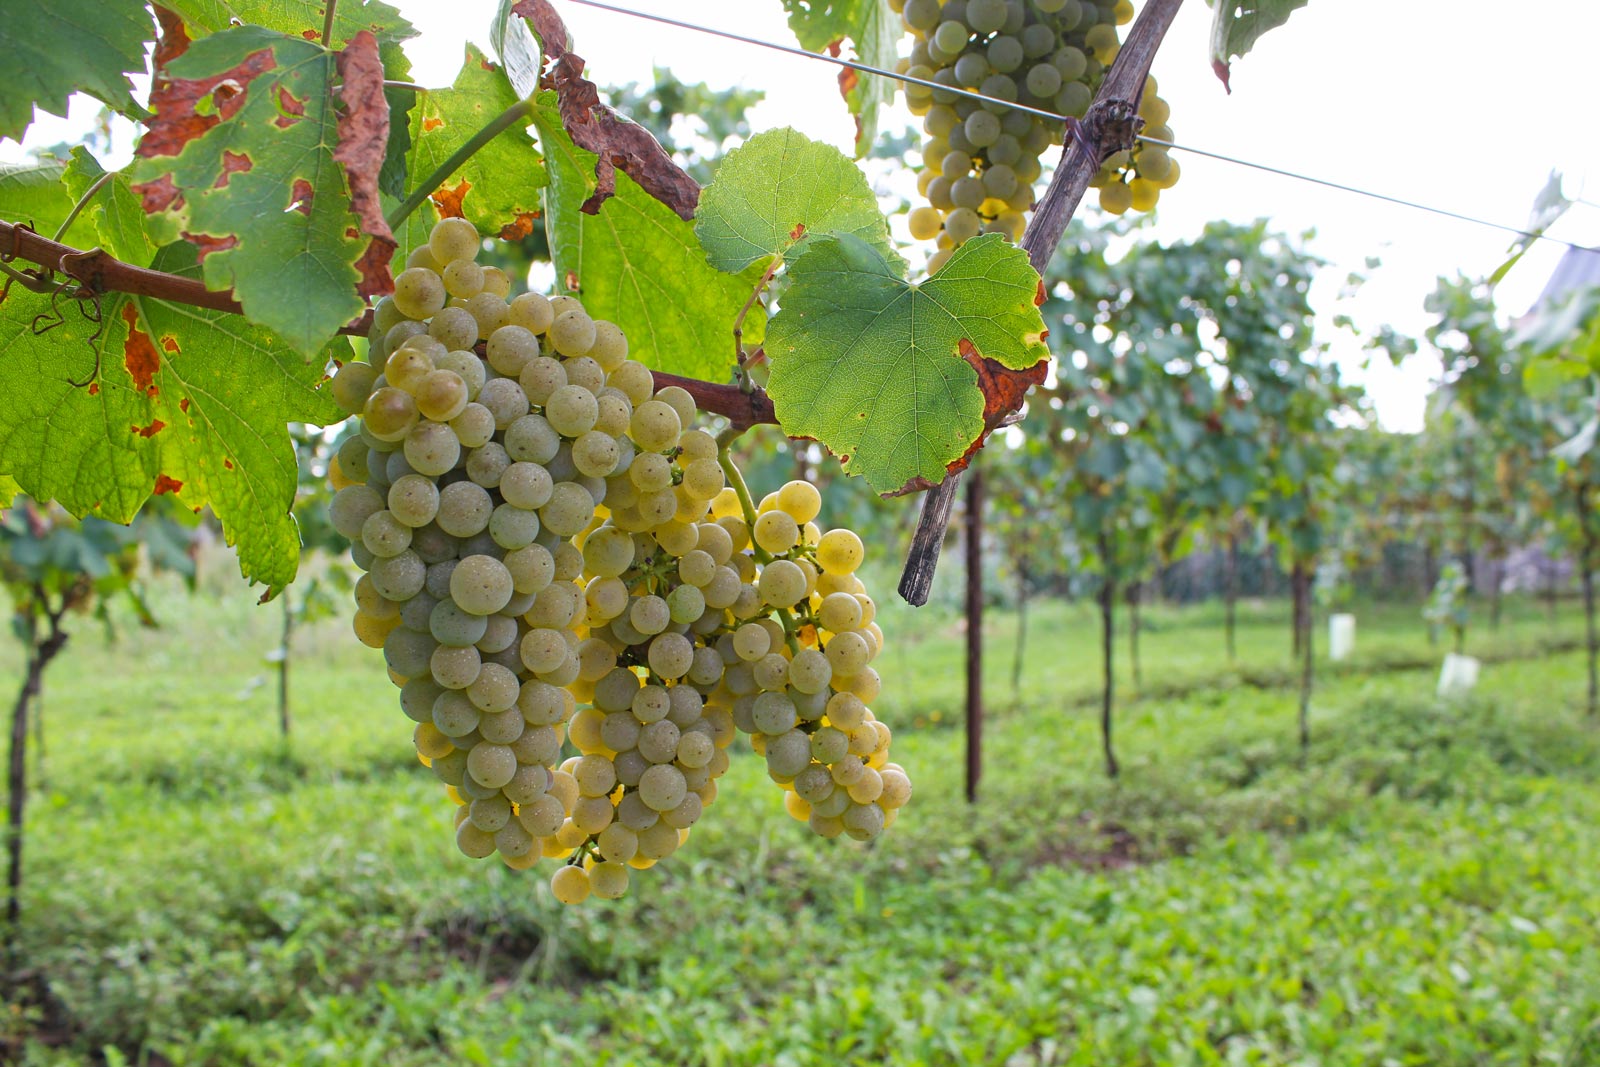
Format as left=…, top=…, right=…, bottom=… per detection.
left=1138, top=137, right=1595, bottom=254
left=564, top=0, right=1595, bottom=256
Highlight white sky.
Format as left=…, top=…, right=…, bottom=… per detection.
left=8, top=0, right=1599, bottom=432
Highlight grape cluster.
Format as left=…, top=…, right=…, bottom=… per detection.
left=326, top=219, right=910, bottom=904
left=892, top=0, right=1178, bottom=266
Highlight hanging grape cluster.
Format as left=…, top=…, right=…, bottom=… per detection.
left=326, top=219, right=911, bottom=904
left=893, top=0, right=1179, bottom=268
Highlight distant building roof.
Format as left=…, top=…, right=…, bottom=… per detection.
left=1529, top=245, right=1600, bottom=315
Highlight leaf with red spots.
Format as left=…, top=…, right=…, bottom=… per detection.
left=0, top=242, right=343, bottom=594
left=392, top=43, right=545, bottom=266
left=766, top=233, right=1048, bottom=493
left=130, top=25, right=395, bottom=357
left=0, top=0, right=154, bottom=141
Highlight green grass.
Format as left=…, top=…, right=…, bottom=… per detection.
left=5, top=561, right=1600, bottom=1066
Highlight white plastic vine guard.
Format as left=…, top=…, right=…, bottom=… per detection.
left=1328, top=614, right=1355, bottom=662
left=1437, top=652, right=1480, bottom=697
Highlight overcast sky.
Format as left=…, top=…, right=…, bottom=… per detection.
left=8, top=0, right=1597, bottom=432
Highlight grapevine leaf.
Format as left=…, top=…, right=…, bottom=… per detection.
left=401, top=46, right=546, bottom=244
left=694, top=126, right=901, bottom=274
left=532, top=93, right=766, bottom=384
left=62, top=149, right=159, bottom=267
left=0, top=0, right=152, bottom=141
left=1491, top=171, right=1572, bottom=287
left=490, top=0, right=544, bottom=99
left=766, top=232, right=1048, bottom=493
left=0, top=161, right=101, bottom=250
left=779, top=0, right=898, bottom=157
left=157, top=0, right=417, bottom=51
left=0, top=243, right=344, bottom=594
left=1208, top=0, right=1313, bottom=90
left=129, top=25, right=395, bottom=358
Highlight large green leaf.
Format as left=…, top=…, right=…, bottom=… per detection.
left=766, top=232, right=1048, bottom=493
left=62, top=149, right=159, bottom=267
left=532, top=92, right=765, bottom=384
left=779, top=0, right=898, bottom=157
left=129, top=25, right=392, bottom=358
left=401, top=46, right=546, bottom=243
left=694, top=126, right=899, bottom=275
left=160, top=0, right=417, bottom=49
left=0, top=161, right=101, bottom=250
left=0, top=244, right=344, bottom=594
left=0, top=0, right=152, bottom=141
left=1208, top=0, right=1312, bottom=90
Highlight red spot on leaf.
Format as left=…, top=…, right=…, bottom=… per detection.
left=161, top=335, right=179, bottom=353
left=120, top=304, right=160, bottom=397
left=288, top=178, right=314, bottom=215
left=789, top=222, right=807, bottom=242
left=153, top=475, right=184, bottom=495
left=130, top=174, right=184, bottom=215
left=182, top=230, right=239, bottom=261
left=563, top=270, right=580, bottom=293
left=214, top=150, right=252, bottom=188
left=87, top=383, right=100, bottom=396
left=498, top=212, right=539, bottom=241
left=137, top=47, right=275, bottom=161
left=1035, top=279, right=1046, bottom=306
left=274, top=84, right=307, bottom=129
left=302, top=28, right=319, bottom=39
left=422, top=116, right=444, bottom=132
left=133, top=420, right=167, bottom=439
left=431, top=179, right=471, bottom=218
left=153, top=6, right=191, bottom=67
left=334, top=32, right=397, bottom=298
left=179, top=398, right=190, bottom=413
left=223, top=458, right=235, bottom=470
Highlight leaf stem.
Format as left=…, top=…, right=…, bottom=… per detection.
left=52, top=172, right=113, bottom=244
left=732, top=261, right=779, bottom=395
left=386, top=96, right=538, bottom=231
left=322, top=0, right=338, bottom=48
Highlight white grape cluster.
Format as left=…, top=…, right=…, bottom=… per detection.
left=325, top=218, right=910, bottom=905
left=893, top=0, right=1178, bottom=265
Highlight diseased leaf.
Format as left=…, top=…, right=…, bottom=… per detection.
left=1492, top=171, right=1572, bottom=287
left=533, top=92, right=766, bottom=384
left=0, top=243, right=344, bottom=594
left=129, top=25, right=395, bottom=358
left=766, top=232, right=1048, bottom=493
left=1208, top=0, right=1312, bottom=90
left=62, top=149, right=159, bottom=267
left=517, top=0, right=702, bottom=221
left=0, top=0, right=152, bottom=141
left=401, top=45, right=546, bottom=244
left=779, top=0, right=898, bottom=157
left=694, top=126, right=900, bottom=274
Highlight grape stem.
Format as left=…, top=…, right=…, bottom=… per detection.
left=716, top=428, right=801, bottom=655
left=386, top=96, right=540, bottom=230
left=321, top=0, right=338, bottom=47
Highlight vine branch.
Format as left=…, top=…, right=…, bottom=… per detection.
left=0, top=222, right=778, bottom=427
left=898, top=0, right=1188, bottom=607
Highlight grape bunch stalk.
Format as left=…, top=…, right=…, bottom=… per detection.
left=893, top=0, right=1180, bottom=269
left=326, top=218, right=911, bottom=905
